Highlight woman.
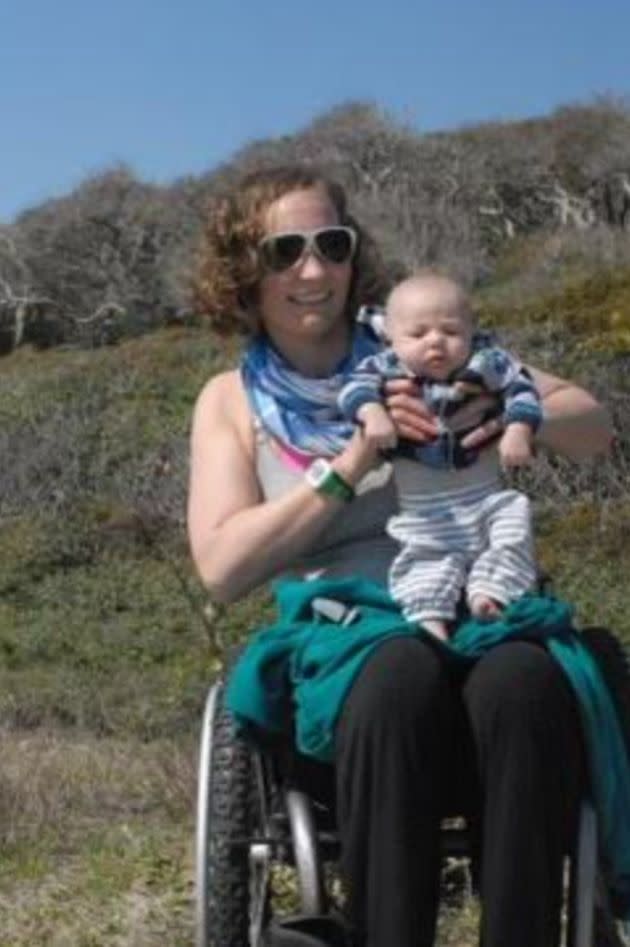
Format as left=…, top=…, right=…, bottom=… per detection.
left=188, top=165, right=612, bottom=947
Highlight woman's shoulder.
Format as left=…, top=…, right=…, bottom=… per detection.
left=196, top=368, right=243, bottom=404
left=193, top=369, right=254, bottom=451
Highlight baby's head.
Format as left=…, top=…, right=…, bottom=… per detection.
left=385, top=271, right=474, bottom=380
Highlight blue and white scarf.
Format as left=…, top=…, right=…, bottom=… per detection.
left=240, top=321, right=382, bottom=456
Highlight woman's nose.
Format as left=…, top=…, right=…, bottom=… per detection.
left=297, top=250, right=327, bottom=279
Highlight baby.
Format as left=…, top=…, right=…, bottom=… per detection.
left=339, top=272, right=542, bottom=641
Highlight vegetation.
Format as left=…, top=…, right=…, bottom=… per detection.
left=3, top=96, right=630, bottom=349
left=0, top=98, right=629, bottom=944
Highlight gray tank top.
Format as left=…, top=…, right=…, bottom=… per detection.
left=254, top=421, right=398, bottom=585
left=253, top=421, right=502, bottom=586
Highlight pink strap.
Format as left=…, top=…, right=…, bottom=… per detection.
left=275, top=438, right=316, bottom=472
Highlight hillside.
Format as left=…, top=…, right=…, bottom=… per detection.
left=0, top=100, right=629, bottom=945
left=1, top=298, right=629, bottom=945
left=2, top=97, right=630, bottom=350
left=0, top=330, right=275, bottom=945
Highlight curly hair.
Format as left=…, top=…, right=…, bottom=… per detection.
left=191, top=165, right=390, bottom=335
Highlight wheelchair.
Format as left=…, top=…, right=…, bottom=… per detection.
left=195, top=627, right=630, bottom=947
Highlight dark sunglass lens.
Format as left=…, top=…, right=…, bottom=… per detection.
left=316, top=228, right=353, bottom=263
left=264, top=234, right=306, bottom=271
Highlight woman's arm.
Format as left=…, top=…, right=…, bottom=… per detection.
left=526, top=367, right=613, bottom=459
left=187, top=372, right=379, bottom=603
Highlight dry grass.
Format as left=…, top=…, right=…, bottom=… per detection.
left=437, top=899, right=480, bottom=946
left=0, top=729, right=196, bottom=946
left=0, top=822, right=195, bottom=947
left=0, top=728, right=195, bottom=846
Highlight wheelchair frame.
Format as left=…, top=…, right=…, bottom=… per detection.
left=195, top=674, right=617, bottom=947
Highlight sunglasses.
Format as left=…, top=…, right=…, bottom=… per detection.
left=259, top=226, right=358, bottom=273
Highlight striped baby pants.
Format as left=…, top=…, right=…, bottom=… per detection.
left=387, top=479, right=537, bottom=624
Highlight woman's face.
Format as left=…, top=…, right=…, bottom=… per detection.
left=256, top=186, right=353, bottom=348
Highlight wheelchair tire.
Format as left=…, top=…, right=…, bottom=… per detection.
left=197, top=681, right=268, bottom=947
left=578, top=628, right=630, bottom=947
left=580, top=627, right=630, bottom=760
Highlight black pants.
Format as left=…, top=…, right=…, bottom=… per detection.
left=326, top=637, right=585, bottom=947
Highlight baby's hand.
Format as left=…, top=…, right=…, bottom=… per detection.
left=357, top=403, right=398, bottom=451
left=499, top=422, right=535, bottom=468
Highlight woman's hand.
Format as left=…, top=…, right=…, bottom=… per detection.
left=458, top=416, right=504, bottom=449
left=383, top=378, right=439, bottom=442
left=384, top=378, right=503, bottom=449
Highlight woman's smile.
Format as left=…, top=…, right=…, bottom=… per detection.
left=287, top=290, right=334, bottom=306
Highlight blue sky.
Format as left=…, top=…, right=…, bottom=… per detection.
left=1, top=0, right=629, bottom=221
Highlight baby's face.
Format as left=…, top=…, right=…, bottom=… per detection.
left=386, top=280, right=473, bottom=380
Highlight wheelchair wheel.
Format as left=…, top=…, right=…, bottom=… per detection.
left=580, top=627, right=630, bottom=758
left=196, top=681, right=271, bottom=947
left=577, top=628, right=630, bottom=947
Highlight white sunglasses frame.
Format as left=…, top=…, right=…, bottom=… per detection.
left=258, top=226, right=358, bottom=272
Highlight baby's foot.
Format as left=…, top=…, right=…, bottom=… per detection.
left=469, top=594, right=502, bottom=621
left=421, top=618, right=450, bottom=641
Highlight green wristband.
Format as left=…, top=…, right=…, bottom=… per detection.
left=305, top=459, right=355, bottom=503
